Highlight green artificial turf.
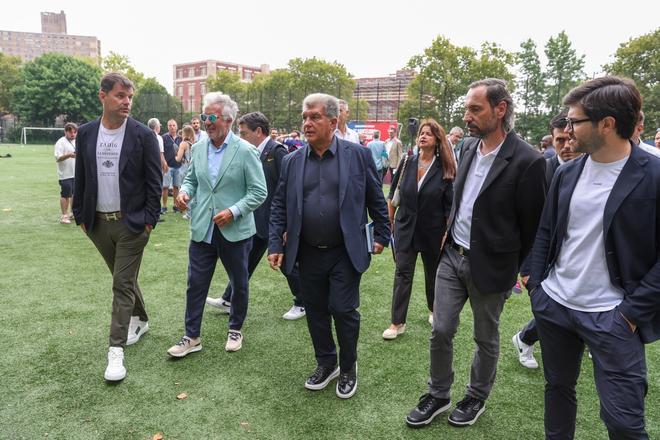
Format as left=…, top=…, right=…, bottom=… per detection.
left=0, top=144, right=657, bottom=439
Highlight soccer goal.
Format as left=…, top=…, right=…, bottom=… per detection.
left=21, top=127, right=64, bottom=145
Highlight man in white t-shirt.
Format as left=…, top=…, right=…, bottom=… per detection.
left=54, top=122, right=77, bottom=224
left=527, top=76, right=659, bottom=439
left=73, top=73, right=162, bottom=382
left=334, top=99, right=360, bottom=144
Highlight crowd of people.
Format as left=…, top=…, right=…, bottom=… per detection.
left=52, top=70, right=660, bottom=438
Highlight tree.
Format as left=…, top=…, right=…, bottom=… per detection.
left=604, top=28, right=660, bottom=131
left=399, top=36, right=514, bottom=134
left=206, top=70, right=246, bottom=98
left=0, top=53, right=22, bottom=114
left=102, top=51, right=146, bottom=90
left=515, top=39, right=548, bottom=142
left=13, top=53, right=102, bottom=125
left=131, top=77, right=182, bottom=125
left=544, top=31, right=586, bottom=114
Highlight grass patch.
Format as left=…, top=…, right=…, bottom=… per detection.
left=0, top=144, right=657, bottom=439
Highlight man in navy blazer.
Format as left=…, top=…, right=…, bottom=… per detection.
left=206, top=112, right=305, bottom=320
left=527, top=76, right=658, bottom=439
left=268, top=93, right=390, bottom=399
left=73, top=73, right=162, bottom=382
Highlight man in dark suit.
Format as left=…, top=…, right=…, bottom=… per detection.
left=206, top=112, right=305, bottom=320
left=268, top=93, right=390, bottom=399
left=73, top=72, right=162, bottom=382
left=513, top=111, right=582, bottom=369
left=527, top=76, right=658, bottom=439
left=406, top=78, right=547, bottom=428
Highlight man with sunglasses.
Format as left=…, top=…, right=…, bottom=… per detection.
left=527, top=76, right=660, bottom=439
left=168, top=93, right=266, bottom=356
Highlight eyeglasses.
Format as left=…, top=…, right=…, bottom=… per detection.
left=199, top=113, right=221, bottom=123
left=561, top=117, right=591, bottom=131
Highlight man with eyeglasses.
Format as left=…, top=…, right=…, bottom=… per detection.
left=527, top=76, right=660, bottom=439
left=168, top=93, right=266, bottom=356
left=512, top=111, right=582, bottom=369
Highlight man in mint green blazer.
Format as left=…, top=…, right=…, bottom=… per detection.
left=168, top=92, right=266, bottom=356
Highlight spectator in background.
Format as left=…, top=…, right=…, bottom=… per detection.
left=54, top=122, right=77, bottom=224
left=383, top=119, right=455, bottom=340
left=541, top=134, right=556, bottom=158
left=191, top=116, right=208, bottom=142
left=175, top=125, right=195, bottom=220
left=282, top=130, right=304, bottom=153
left=655, top=129, right=660, bottom=149
left=162, top=119, right=183, bottom=213
left=447, top=126, right=464, bottom=163
left=270, top=128, right=278, bottom=141
left=385, top=125, right=404, bottom=181
left=633, top=111, right=660, bottom=158
left=148, top=118, right=168, bottom=218
left=367, top=130, right=387, bottom=181
left=335, top=99, right=360, bottom=144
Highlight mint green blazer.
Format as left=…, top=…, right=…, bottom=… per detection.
left=181, top=135, right=267, bottom=242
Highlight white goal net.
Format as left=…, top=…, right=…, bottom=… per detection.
left=21, top=127, right=65, bottom=145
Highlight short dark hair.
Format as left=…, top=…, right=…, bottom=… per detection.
left=64, top=122, right=77, bottom=132
left=563, top=76, right=641, bottom=139
left=548, top=111, right=568, bottom=133
left=373, top=130, right=380, bottom=139
left=237, top=112, right=269, bottom=135
left=100, top=72, right=134, bottom=93
left=468, top=78, right=515, bottom=132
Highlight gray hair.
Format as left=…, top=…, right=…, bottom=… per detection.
left=338, top=99, right=349, bottom=111
left=303, top=93, right=340, bottom=119
left=147, top=118, right=160, bottom=130
left=449, top=126, right=464, bottom=136
left=203, top=92, right=239, bottom=121
left=468, top=78, right=515, bottom=132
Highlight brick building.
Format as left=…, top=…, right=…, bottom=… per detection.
left=173, top=60, right=269, bottom=113
left=353, top=69, right=415, bottom=121
left=0, top=11, right=101, bottom=64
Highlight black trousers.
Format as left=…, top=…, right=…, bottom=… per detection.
left=532, top=286, right=648, bottom=440
left=222, top=234, right=303, bottom=307
left=298, top=242, right=361, bottom=372
left=519, top=318, right=539, bottom=345
left=390, top=247, right=440, bottom=324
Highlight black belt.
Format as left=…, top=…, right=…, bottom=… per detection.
left=96, top=211, right=122, bottom=221
left=302, top=241, right=343, bottom=250
left=447, top=240, right=470, bottom=257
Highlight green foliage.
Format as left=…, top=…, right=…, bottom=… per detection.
left=544, top=31, right=586, bottom=114
left=102, top=51, right=146, bottom=90
left=131, top=77, right=183, bottom=126
left=0, top=53, right=22, bottom=114
left=515, top=39, right=548, bottom=141
left=206, top=70, right=245, bottom=98
left=13, top=53, right=102, bottom=125
left=604, top=28, right=660, bottom=131
left=399, top=36, right=514, bottom=133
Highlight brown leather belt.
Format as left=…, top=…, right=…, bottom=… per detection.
left=96, top=211, right=122, bottom=221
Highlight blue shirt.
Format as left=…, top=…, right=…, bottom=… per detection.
left=367, top=140, right=387, bottom=171
left=203, top=131, right=241, bottom=243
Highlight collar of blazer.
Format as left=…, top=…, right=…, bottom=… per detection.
left=199, top=133, right=242, bottom=189
left=556, top=141, right=648, bottom=240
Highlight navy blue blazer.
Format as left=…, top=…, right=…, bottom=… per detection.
left=72, top=117, right=162, bottom=234
left=527, top=143, right=660, bottom=343
left=269, top=137, right=391, bottom=275
left=254, top=139, right=288, bottom=239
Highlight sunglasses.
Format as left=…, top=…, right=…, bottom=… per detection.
left=199, top=113, right=222, bottom=123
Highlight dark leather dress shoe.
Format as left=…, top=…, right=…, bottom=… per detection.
left=336, top=364, right=358, bottom=399
left=304, top=365, right=339, bottom=390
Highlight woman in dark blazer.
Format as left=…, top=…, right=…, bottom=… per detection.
left=383, top=119, right=456, bottom=339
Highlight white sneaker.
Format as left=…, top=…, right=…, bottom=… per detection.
left=59, top=214, right=71, bottom=224
left=225, top=330, right=243, bottom=352
left=512, top=332, right=538, bottom=369
left=104, top=347, right=126, bottom=381
left=382, top=323, right=406, bottom=340
left=126, top=316, right=149, bottom=346
left=282, top=305, right=306, bottom=320
left=428, top=313, right=434, bottom=326
left=206, top=297, right=231, bottom=314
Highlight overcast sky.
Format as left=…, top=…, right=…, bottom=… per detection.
left=2, top=0, right=658, bottom=94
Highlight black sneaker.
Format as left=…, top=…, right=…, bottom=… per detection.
left=304, top=365, right=340, bottom=391
left=336, top=364, right=357, bottom=399
left=448, top=396, right=485, bottom=427
left=406, top=393, right=452, bottom=427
